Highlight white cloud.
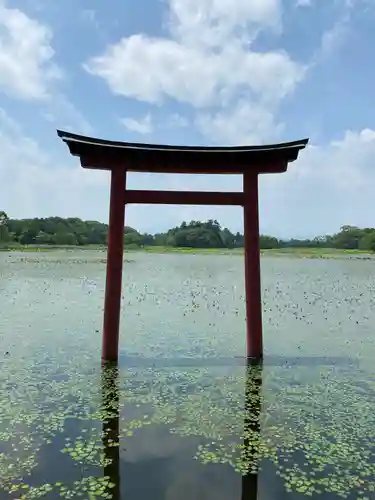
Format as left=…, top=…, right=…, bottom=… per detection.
left=127, top=127, right=375, bottom=237
left=313, top=15, right=350, bottom=63
left=86, top=34, right=303, bottom=110
left=0, top=1, right=60, bottom=100
left=86, top=35, right=221, bottom=107
left=0, top=109, right=107, bottom=221
left=2, top=0, right=373, bottom=238
left=84, top=0, right=304, bottom=143
left=1, top=106, right=375, bottom=237
left=196, top=101, right=284, bottom=145
left=120, top=114, right=153, bottom=134
left=308, top=0, right=375, bottom=65
left=0, top=2, right=93, bottom=135
left=302, top=128, right=375, bottom=189
left=120, top=112, right=189, bottom=136
left=295, top=0, right=312, bottom=7
left=259, top=128, right=375, bottom=237
left=167, top=0, right=282, bottom=48
left=305, top=0, right=374, bottom=7
left=166, top=113, right=189, bottom=128
left=41, top=94, right=94, bottom=136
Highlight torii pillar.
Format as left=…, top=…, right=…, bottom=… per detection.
left=57, top=130, right=308, bottom=364
left=243, top=171, right=263, bottom=359
left=102, top=168, right=127, bottom=362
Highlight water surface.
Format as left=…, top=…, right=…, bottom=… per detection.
left=0, top=251, right=374, bottom=499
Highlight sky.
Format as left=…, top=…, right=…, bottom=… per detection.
left=0, top=0, right=375, bottom=238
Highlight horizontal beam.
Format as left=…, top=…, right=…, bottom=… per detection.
left=124, top=189, right=245, bottom=206
left=79, top=155, right=288, bottom=174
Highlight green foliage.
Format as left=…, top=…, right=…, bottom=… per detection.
left=328, top=225, right=364, bottom=250
left=260, top=235, right=281, bottom=249
left=5, top=217, right=105, bottom=246
left=0, top=210, right=9, bottom=244
left=2, top=211, right=375, bottom=251
left=0, top=211, right=8, bottom=226
left=358, top=232, right=375, bottom=252
left=124, top=232, right=142, bottom=246
left=1, top=251, right=375, bottom=497
left=2, top=357, right=374, bottom=498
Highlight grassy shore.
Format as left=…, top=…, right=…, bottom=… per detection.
left=1, top=244, right=373, bottom=259
left=261, top=247, right=373, bottom=258
left=133, top=246, right=373, bottom=258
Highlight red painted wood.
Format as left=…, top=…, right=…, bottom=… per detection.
left=80, top=155, right=287, bottom=175
left=58, top=128, right=308, bottom=365
left=102, top=168, right=126, bottom=363
left=243, top=172, right=263, bottom=360
left=124, top=189, right=245, bottom=206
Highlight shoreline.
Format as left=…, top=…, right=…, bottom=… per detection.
left=0, top=245, right=373, bottom=259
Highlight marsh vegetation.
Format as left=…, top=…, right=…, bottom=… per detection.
left=0, top=251, right=374, bottom=498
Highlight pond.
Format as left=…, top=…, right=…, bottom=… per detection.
left=0, top=251, right=374, bottom=499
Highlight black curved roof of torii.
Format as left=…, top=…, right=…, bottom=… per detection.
left=57, top=130, right=309, bottom=174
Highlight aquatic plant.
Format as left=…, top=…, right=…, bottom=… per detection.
left=1, top=250, right=375, bottom=498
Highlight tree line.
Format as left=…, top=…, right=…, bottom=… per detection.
left=1, top=211, right=375, bottom=251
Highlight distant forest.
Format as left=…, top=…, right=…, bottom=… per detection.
left=0, top=211, right=375, bottom=251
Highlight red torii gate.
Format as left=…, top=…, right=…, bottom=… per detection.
left=57, top=130, right=308, bottom=364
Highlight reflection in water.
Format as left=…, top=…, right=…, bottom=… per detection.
left=92, top=358, right=375, bottom=499
left=101, top=362, right=121, bottom=500
left=0, top=352, right=374, bottom=498
left=241, top=360, right=262, bottom=500
left=2, top=248, right=375, bottom=499
left=100, top=360, right=264, bottom=500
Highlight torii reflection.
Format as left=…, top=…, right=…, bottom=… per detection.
left=100, top=359, right=263, bottom=500
left=241, top=359, right=263, bottom=500
left=101, top=362, right=121, bottom=500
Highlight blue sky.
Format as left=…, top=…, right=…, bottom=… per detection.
left=0, top=0, right=375, bottom=238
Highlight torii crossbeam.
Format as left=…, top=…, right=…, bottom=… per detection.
left=57, top=130, right=308, bottom=364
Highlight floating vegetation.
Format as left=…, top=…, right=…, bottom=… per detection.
left=192, top=365, right=375, bottom=497
left=9, top=476, right=116, bottom=499
left=1, top=353, right=374, bottom=498
left=10, top=257, right=135, bottom=265
left=1, top=250, right=375, bottom=498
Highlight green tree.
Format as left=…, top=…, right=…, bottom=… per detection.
left=2, top=212, right=375, bottom=253
left=331, top=226, right=363, bottom=249
left=358, top=232, right=375, bottom=252
left=19, top=228, right=37, bottom=245
left=0, top=211, right=9, bottom=243
left=124, top=232, right=142, bottom=246
left=54, top=232, right=78, bottom=245
left=35, top=231, right=54, bottom=245
left=140, top=233, right=154, bottom=246
left=221, top=228, right=236, bottom=248
left=153, top=233, right=168, bottom=246
left=259, top=235, right=280, bottom=249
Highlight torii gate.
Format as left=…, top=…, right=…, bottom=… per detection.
left=57, top=130, right=308, bottom=364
